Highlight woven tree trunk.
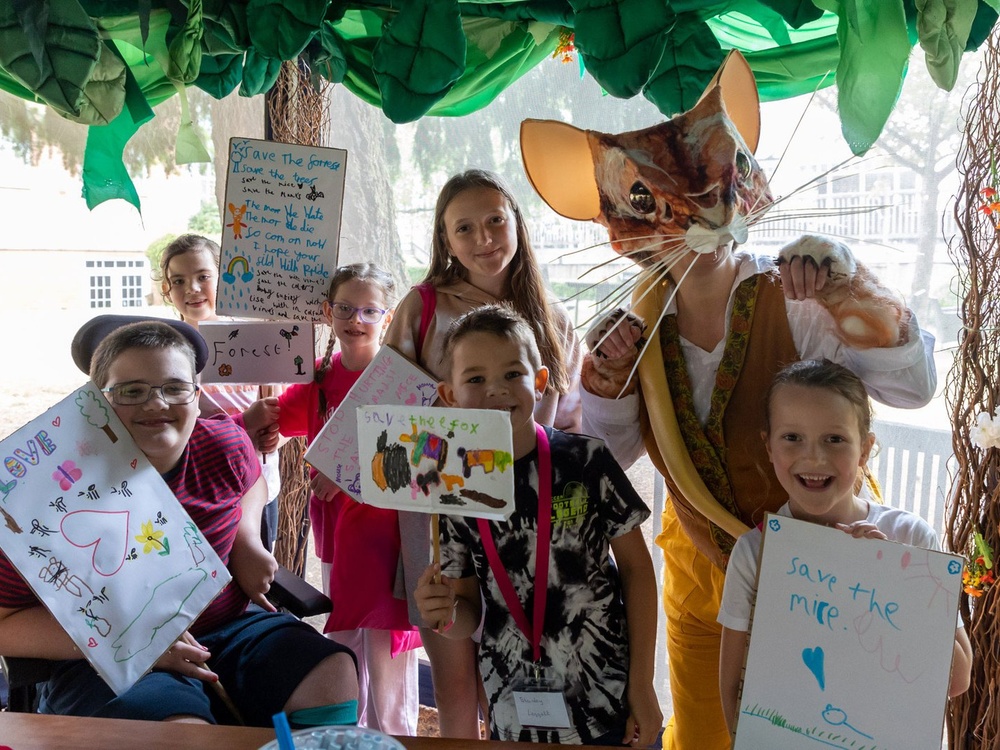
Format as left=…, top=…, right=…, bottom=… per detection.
left=945, top=29, right=1000, bottom=750
left=266, top=60, right=330, bottom=577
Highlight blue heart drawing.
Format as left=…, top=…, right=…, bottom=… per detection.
left=802, top=646, right=825, bottom=691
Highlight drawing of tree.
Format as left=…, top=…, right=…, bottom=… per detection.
left=76, top=391, right=119, bottom=443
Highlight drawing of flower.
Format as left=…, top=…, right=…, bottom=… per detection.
left=135, top=520, right=166, bottom=554
left=971, top=409, right=1000, bottom=450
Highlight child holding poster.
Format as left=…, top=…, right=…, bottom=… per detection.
left=0, top=316, right=359, bottom=726
left=157, top=233, right=282, bottom=550
left=383, top=168, right=583, bottom=738
left=271, top=263, right=421, bottom=736
left=717, top=358, right=973, bottom=734
left=413, top=304, right=662, bottom=746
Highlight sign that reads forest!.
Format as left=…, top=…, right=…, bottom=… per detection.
left=216, top=137, right=347, bottom=322
left=734, top=514, right=963, bottom=750
left=0, top=385, right=230, bottom=696
left=198, top=320, right=315, bottom=384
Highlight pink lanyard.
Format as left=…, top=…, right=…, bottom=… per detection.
left=477, top=424, right=551, bottom=663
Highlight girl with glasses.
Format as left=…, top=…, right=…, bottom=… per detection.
left=270, top=263, right=422, bottom=737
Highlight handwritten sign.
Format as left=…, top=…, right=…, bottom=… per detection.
left=357, top=405, right=514, bottom=520
left=0, top=385, right=230, bottom=695
left=198, top=320, right=314, bottom=384
left=304, top=346, right=438, bottom=501
left=735, top=514, right=963, bottom=750
left=216, top=137, right=347, bottom=322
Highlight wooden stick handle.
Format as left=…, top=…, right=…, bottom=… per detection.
left=183, top=632, right=245, bottom=724
left=430, top=513, right=449, bottom=631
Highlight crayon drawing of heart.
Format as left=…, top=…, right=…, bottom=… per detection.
left=52, top=417, right=61, bottom=427
left=802, top=646, right=826, bottom=691
left=405, top=393, right=418, bottom=405
left=130, top=459, right=138, bottom=469
left=60, top=510, right=131, bottom=577
left=88, top=638, right=98, bottom=648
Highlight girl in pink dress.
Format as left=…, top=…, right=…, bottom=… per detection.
left=275, top=263, right=420, bottom=735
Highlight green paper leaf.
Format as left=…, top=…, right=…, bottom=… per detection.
left=372, top=0, right=466, bottom=123
left=835, top=0, right=910, bottom=155
left=0, top=0, right=100, bottom=117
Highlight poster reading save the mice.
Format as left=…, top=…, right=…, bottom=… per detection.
left=0, top=385, right=229, bottom=695
left=735, top=514, right=963, bottom=749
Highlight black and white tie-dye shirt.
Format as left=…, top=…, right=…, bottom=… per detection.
left=440, top=426, right=650, bottom=744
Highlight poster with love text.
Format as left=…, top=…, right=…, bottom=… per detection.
left=304, top=345, right=438, bottom=502
left=357, top=405, right=515, bottom=521
left=735, top=514, right=963, bottom=749
left=0, top=385, right=230, bottom=695
left=216, top=137, right=347, bottom=322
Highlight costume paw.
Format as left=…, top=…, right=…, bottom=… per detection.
left=584, top=308, right=646, bottom=358
left=778, top=235, right=856, bottom=280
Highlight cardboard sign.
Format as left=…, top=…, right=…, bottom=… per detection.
left=735, top=514, right=963, bottom=750
left=0, top=385, right=230, bottom=695
left=304, top=345, right=438, bottom=501
left=357, top=405, right=515, bottom=520
left=216, top=137, right=347, bottom=322
left=198, top=320, right=314, bottom=384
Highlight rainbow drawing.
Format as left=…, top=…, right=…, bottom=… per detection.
left=222, top=255, right=254, bottom=284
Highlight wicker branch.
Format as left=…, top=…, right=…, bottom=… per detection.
left=265, top=59, right=331, bottom=577
left=945, top=29, right=1000, bottom=750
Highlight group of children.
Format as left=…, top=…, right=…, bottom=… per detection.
left=0, top=168, right=974, bottom=746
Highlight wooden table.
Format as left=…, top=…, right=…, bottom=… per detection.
left=0, top=713, right=582, bottom=749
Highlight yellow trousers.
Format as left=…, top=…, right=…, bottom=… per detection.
left=656, top=502, right=732, bottom=750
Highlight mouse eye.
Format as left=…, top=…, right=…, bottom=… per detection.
left=735, top=151, right=752, bottom=180
left=629, top=182, right=655, bottom=214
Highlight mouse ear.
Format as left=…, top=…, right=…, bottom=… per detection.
left=697, top=49, right=761, bottom=154
left=520, top=119, right=602, bottom=221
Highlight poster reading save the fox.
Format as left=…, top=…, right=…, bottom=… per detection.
left=0, top=385, right=229, bottom=696
left=356, top=405, right=514, bottom=521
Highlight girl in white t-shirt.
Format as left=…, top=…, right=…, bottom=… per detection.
left=717, top=358, right=973, bottom=735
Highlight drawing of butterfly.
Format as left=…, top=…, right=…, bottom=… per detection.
left=306, top=185, right=325, bottom=201
left=279, top=325, right=300, bottom=343
left=53, top=461, right=82, bottom=491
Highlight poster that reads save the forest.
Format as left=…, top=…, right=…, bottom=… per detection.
left=215, top=137, right=347, bottom=322
left=0, top=385, right=230, bottom=695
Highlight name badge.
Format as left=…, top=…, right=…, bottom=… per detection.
left=513, top=689, right=571, bottom=729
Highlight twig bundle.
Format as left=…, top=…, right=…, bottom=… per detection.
left=266, top=59, right=332, bottom=577
left=945, top=29, right=1000, bottom=750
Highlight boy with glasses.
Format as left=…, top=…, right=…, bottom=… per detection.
left=0, top=315, right=359, bottom=726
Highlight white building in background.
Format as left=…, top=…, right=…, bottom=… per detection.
left=0, top=145, right=213, bottom=312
